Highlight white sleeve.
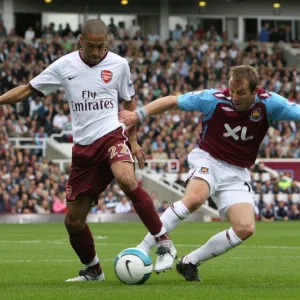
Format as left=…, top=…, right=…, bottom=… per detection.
left=118, top=60, right=135, bottom=101
left=29, top=60, right=62, bottom=97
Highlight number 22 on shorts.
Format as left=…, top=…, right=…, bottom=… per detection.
left=108, top=143, right=130, bottom=159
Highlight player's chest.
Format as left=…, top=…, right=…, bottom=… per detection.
left=207, top=105, right=268, bottom=140
left=63, top=67, right=118, bottom=93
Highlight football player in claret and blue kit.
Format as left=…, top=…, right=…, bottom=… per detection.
left=119, top=64, right=300, bottom=282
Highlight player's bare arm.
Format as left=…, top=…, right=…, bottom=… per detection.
left=123, top=98, right=146, bottom=169
left=0, top=84, right=33, bottom=105
left=118, top=95, right=178, bottom=126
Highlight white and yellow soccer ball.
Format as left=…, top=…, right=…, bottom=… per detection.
left=114, top=248, right=153, bottom=284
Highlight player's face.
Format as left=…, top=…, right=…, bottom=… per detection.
left=80, top=33, right=108, bottom=65
left=229, top=78, right=258, bottom=112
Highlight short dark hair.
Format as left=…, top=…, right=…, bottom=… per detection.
left=82, top=19, right=108, bottom=37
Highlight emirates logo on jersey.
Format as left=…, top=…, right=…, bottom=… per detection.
left=101, top=70, right=113, bottom=83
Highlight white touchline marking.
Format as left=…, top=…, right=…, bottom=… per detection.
left=94, top=236, right=108, bottom=239
left=221, top=256, right=300, bottom=260
left=1, top=240, right=300, bottom=250
left=0, top=258, right=114, bottom=263
left=0, top=256, right=300, bottom=264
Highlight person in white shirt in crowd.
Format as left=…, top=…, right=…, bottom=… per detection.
left=115, top=196, right=132, bottom=213
left=52, top=109, right=68, bottom=133
left=128, top=20, right=141, bottom=39
left=148, top=28, right=160, bottom=42
left=24, top=26, right=35, bottom=41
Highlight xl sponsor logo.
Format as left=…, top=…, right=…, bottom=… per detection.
left=223, top=123, right=253, bottom=141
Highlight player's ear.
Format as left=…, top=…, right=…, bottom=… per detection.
left=79, top=34, right=83, bottom=45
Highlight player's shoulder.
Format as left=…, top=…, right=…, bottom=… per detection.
left=106, top=51, right=128, bottom=65
left=256, top=88, right=291, bottom=106
left=59, top=51, right=79, bottom=62
left=52, top=51, right=79, bottom=68
left=256, top=87, right=273, bottom=101
left=210, top=88, right=232, bottom=101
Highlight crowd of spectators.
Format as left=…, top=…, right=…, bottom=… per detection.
left=250, top=163, right=300, bottom=221
left=0, top=19, right=300, bottom=216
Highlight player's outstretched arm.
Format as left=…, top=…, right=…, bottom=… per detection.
left=0, top=84, right=33, bottom=105
left=118, top=95, right=178, bottom=126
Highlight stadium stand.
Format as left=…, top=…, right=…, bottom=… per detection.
left=0, top=19, right=300, bottom=220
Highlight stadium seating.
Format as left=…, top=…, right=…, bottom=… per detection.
left=0, top=21, right=299, bottom=219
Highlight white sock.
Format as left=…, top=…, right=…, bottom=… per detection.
left=184, top=227, right=243, bottom=265
left=137, top=201, right=190, bottom=253
left=86, top=254, right=99, bottom=267
left=153, top=226, right=167, bottom=238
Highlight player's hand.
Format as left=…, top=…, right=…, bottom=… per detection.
left=118, top=110, right=139, bottom=126
left=130, top=141, right=146, bottom=169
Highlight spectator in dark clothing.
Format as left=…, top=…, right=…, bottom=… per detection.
left=259, top=23, right=270, bottom=42
left=270, top=26, right=281, bottom=43
left=260, top=203, right=275, bottom=222
left=274, top=201, right=289, bottom=221
left=244, top=40, right=258, bottom=52
left=62, top=23, right=72, bottom=37
left=108, top=18, right=118, bottom=37
left=158, top=201, right=169, bottom=213
left=288, top=204, right=300, bottom=220
left=287, top=181, right=300, bottom=194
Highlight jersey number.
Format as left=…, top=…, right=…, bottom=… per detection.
left=223, top=123, right=253, bottom=141
left=108, top=143, right=130, bottom=159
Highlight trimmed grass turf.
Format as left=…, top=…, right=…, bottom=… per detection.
left=1, top=221, right=300, bottom=300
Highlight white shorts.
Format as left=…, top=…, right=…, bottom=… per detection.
left=187, top=148, right=255, bottom=220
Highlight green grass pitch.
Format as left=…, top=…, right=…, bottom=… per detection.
left=1, top=221, right=300, bottom=300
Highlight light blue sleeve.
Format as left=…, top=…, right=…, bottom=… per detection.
left=266, top=93, right=300, bottom=123
left=177, top=89, right=218, bottom=115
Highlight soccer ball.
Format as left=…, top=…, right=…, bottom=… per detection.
left=114, top=248, right=153, bottom=284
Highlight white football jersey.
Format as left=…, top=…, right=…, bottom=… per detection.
left=29, top=50, right=135, bottom=145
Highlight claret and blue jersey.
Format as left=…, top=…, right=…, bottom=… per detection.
left=178, top=88, right=300, bottom=168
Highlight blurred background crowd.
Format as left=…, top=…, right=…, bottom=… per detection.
left=0, top=18, right=300, bottom=219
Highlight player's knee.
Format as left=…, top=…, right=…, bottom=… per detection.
left=116, top=173, right=137, bottom=193
left=233, top=222, right=255, bottom=240
left=184, top=194, right=205, bottom=212
left=64, top=215, right=85, bottom=232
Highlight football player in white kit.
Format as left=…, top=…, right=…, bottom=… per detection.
left=0, top=19, right=176, bottom=281
left=119, top=65, right=300, bottom=282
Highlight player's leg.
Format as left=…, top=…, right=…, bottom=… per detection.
left=64, top=140, right=110, bottom=282
left=137, top=148, right=213, bottom=253
left=178, top=203, right=254, bottom=282
left=137, top=177, right=210, bottom=253
left=186, top=203, right=254, bottom=264
left=65, top=194, right=105, bottom=282
left=111, top=160, right=177, bottom=273
left=178, top=177, right=255, bottom=282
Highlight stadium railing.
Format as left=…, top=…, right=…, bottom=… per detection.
left=49, top=131, right=72, bottom=141
left=9, top=137, right=47, bottom=157
left=52, top=158, right=180, bottom=173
